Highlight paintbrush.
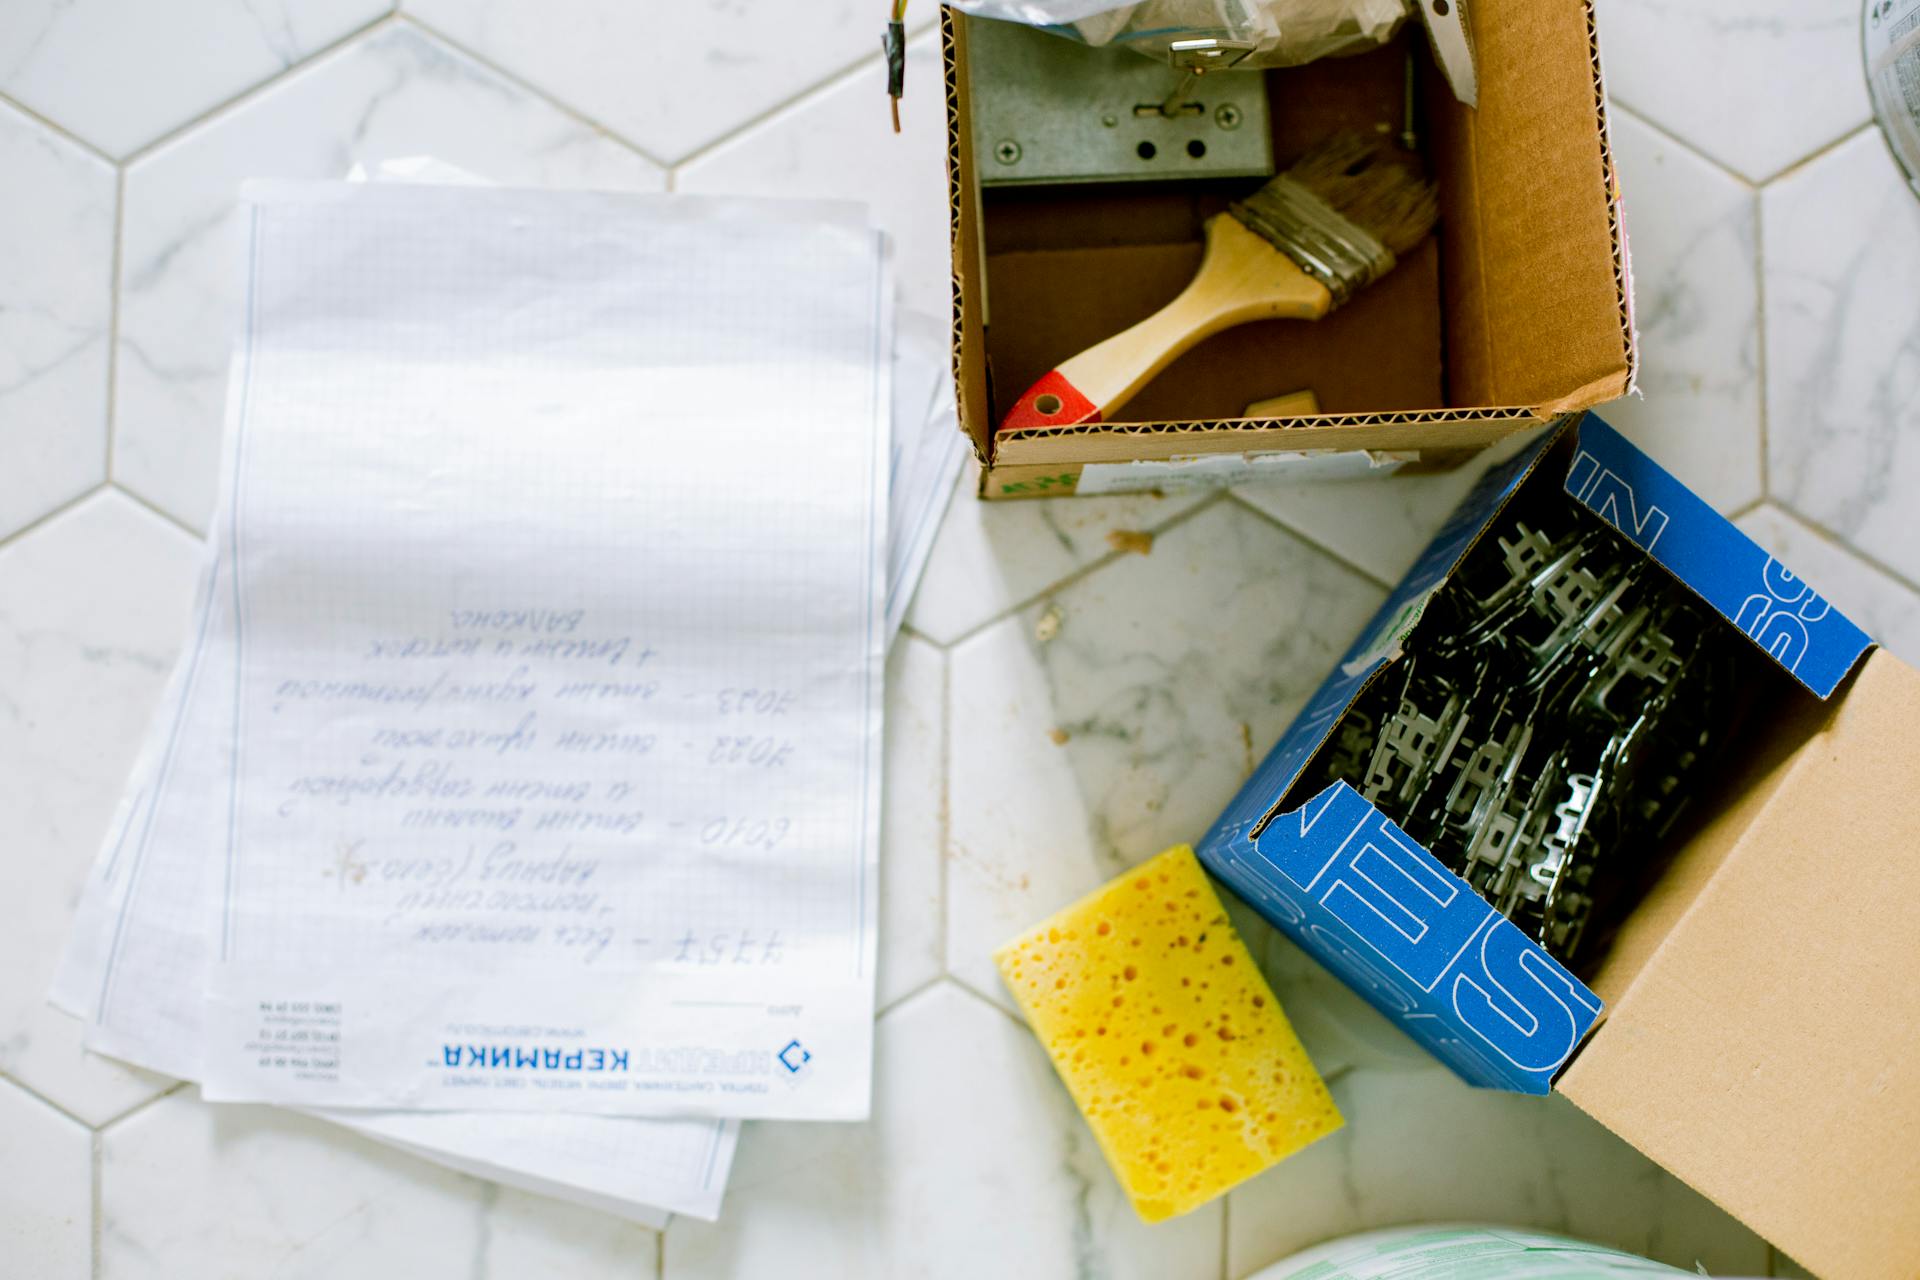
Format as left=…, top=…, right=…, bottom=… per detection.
left=998, top=131, right=1438, bottom=432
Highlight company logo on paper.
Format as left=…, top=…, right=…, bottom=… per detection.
left=442, top=1043, right=631, bottom=1072
left=777, top=1038, right=813, bottom=1084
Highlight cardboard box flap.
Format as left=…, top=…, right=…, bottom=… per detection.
left=1564, top=418, right=1873, bottom=697
left=1204, top=781, right=1602, bottom=1096
left=1202, top=427, right=1560, bottom=855
left=1559, top=649, right=1920, bottom=1280
left=942, top=9, right=993, bottom=462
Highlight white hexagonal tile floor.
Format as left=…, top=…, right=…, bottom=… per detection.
left=0, top=0, right=388, bottom=158
left=664, top=983, right=1222, bottom=1280
left=403, top=0, right=934, bottom=166
left=112, top=22, right=664, bottom=534
left=100, top=1087, right=664, bottom=1279
left=1593, top=0, right=1873, bottom=183
left=675, top=31, right=952, bottom=322
left=1762, top=124, right=1920, bottom=586
left=1602, top=107, right=1762, bottom=513
left=0, top=1077, right=93, bottom=1279
left=0, top=98, right=115, bottom=541
left=2, top=1, right=1914, bottom=1273
left=0, top=492, right=200, bottom=1125
left=945, top=499, right=1386, bottom=1016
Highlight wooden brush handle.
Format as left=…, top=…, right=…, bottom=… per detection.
left=1000, top=214, right=1335, bottom=432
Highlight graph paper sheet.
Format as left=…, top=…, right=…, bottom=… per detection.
left=204, top=183, right=886, bottom=1118
left=65, top=183, right=889, bottom=1127
left=53, top=557, right=735, bottom=1221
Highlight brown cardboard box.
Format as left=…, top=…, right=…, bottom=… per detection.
left=941, top=0, right=1636, bottom=498
left=1195, top=415, right=1920, bottom=1278
left=1557, top=645, right=1920, bottom=1279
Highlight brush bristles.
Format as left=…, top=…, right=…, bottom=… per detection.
left=1252, top=131, right=1438, bottom=257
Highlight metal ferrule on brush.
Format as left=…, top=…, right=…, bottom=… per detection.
left=1229, top=176, right=1398, bottom=307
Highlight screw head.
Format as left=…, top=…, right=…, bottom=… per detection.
left=1214, top=104, right=1242, bottom=130
left=994, top=139, right=1022, bottom=164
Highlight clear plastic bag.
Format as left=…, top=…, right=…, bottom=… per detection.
left=948, top=0, right=1411, bottom=69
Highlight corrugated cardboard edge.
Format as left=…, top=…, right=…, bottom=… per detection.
left=1560, top=649, right=1920, bottom=1280
left=1580, top=0, right=1638, bottom=400
left=941, top=8, right=989, bottom=466
left=939, top=0, right=1639, bottom=487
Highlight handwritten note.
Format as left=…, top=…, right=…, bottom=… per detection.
left=160, top=182, right=890, bottom=1120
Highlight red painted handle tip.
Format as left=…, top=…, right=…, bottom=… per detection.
left=1000, top=369, right=1100, bottom=433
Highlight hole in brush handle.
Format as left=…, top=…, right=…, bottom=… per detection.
left=1001, top=370, right=1101, bottom=433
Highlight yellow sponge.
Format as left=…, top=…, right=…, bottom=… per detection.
left=994, top=845, right=1343, bottom=1222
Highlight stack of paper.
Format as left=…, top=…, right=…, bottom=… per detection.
left=52, top=181, right=964, bottom=1222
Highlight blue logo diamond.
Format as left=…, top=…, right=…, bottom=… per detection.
left=777, top=1039, right=811, bottom=1073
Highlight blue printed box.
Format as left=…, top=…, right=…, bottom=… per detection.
left=1196, top=413, right=1876, bottom=1096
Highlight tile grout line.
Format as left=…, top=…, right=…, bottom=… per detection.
left=0, top=483, right=109, bottom=558
left=1752, top=180, right=1771, bottom=505
left=945, top=972, right=1030, bottom=1035
left=110, top=482, right=208, bottom=543
left=0, top=1068, right=105, bottom=1131
left=115, top=10, right=402, bottom=170
left=1767, top=499, right=1920, bottom=600
left=877, top=972, right=946, bottom=1020
left=1753, top=119, right=1880, bottom=189
left=896, top=621, right=946, bottom=652
left=394, top=12, right=670, bottom=172
left=94, top=1080, right=192, bottom=1133
left=1609, top=100, right=1758, bottom=192
left=91, top=1129, right=102, bottom=1280
left=1603, top=86, right=1876, bottom=189
left=937, top=490, right=1234, bottom=652
left=1219, top=1188, right=1232, bottom=1280
left=936, top=642, right=953, bottom=984
left=103, top=165, right=126, bottom=487
left=666, top=19, right=941, bottom=176
left=1224, top=490, right=1397, bottom=592
left=0, top=89, right=120, bottom=168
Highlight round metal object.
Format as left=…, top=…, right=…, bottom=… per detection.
left=1214, top=104, right=1243, bottom=130
left=993, top=139, right=1022, bottom=165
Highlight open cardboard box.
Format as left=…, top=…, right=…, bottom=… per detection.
left=941, top=0, right=1636, bottom=498
left=1196, top=414, right=1920, bottom=1280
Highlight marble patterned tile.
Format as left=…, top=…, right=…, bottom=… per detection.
left=879, top=636, right=945, bottom=1009
left=0, top=1077, right=92, bottom=1279
left=0, top=99, right=115, bottom=541
left=101, top=1088, right=482, bottom=1278
left=0, top=492, right=200, bottom=1125
left=944, top=501, right=1386, bottom=1024
left=1230, top=434, right=1540, bottom=589
left=474, top=1185, right=660, bottom=1276
left=112, top=23, right=664, bottom=534
left=1603, top=109, right=1762, bottom=512
left=1736, top=503, right=1920, bottom=665
left=1592, top=0, right=1873, bottom=182
left=905, top=472, right=1209, bottom=646
left=664, top=982, right=1222, bottom=1280
left=406, top=0, right=921, bottom=165
left=1226, top=1065, right=1771, bottom=1277
left=675, top=31, right=951, bottom=322
left=1249, top=929, right=1432, bottom=1078
left=0, top=0, right=389, bottom=158
left=1762, top=127, right=1920, bottom=585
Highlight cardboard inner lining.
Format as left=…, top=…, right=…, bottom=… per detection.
left=1580, top=668, right=1820, bottom=1008
left=949, top=0, right=1632, bottom=453
left=1561, top=650, right=1920, bottom=1280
